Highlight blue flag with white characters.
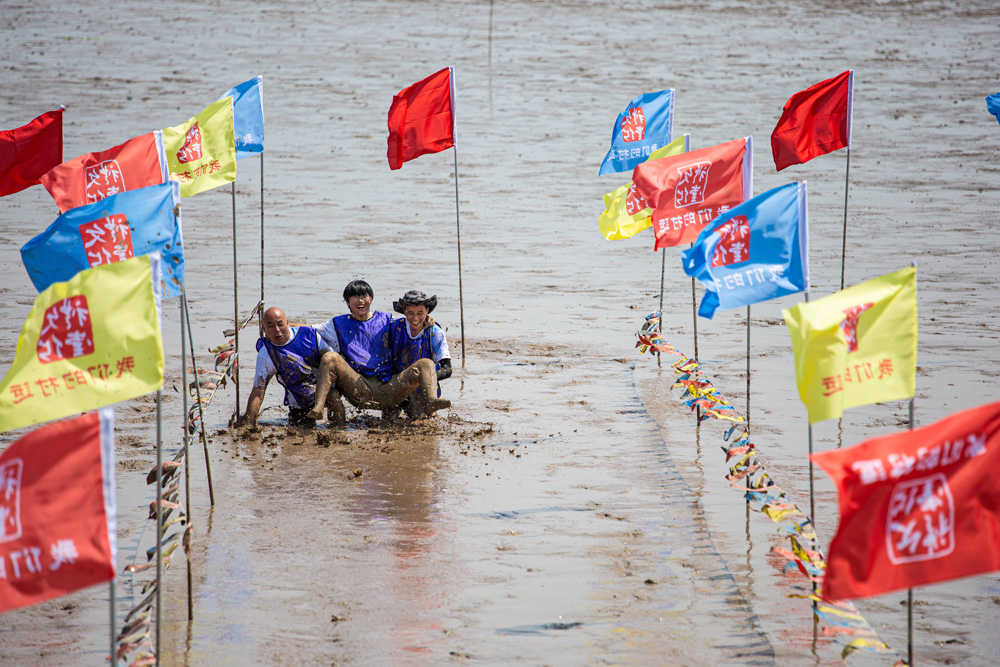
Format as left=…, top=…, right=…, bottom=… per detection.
left=599, top=89, right=674, bottom=175
left=681, top=181, right=809, bottom=319
left=220, top=76, right=265, bottom=159
left=987, top=92, right=1000, bottom=125
left=21, top=181, right=185, bottom=298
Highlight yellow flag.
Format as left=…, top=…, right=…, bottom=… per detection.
left=162, top=97, right=237, bottom=197
left=0, top=255, right=165, bottom=433
left=598, top=136, right=687, bottom=241
left=782, top=266, right=917, bottom=424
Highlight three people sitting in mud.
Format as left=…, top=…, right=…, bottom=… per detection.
left=237, top=280, right=452, bottom=428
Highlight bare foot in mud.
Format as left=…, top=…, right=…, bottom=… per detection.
left=305, top=406, right=325, bottom=420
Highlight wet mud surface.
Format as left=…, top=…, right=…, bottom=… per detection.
left=3, top=0, right=1000, bottom=664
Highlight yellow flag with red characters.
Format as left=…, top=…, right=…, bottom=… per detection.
left=599, top=135, right=687, bottom=241
left=162, top=97, right=237, bottom=197
left=0, top=255, right=164, bottom=433
left=782, top=266, right=917, bottom=424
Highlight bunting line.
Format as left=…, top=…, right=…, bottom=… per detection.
left=636, top=312, right=905, bottom=664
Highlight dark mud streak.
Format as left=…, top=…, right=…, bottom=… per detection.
left=615, top=362, right=777, bottom=664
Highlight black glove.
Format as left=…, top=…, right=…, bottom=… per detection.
left=436, top=358, right=453, bottom=381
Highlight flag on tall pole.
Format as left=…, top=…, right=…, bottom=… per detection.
left=0, top=255, right=164, bottom=434
left=0, top=109, right=63, bottom=197
left=21, top=182, right=184, bottom=298
left=632, top=137, right=752, bottom=250
left=771, top=70, right=853, bottom=171
left=813, top=399, right=1000, bottom=601
left=40, top=131, right=168, bottom=213
left=782, top=265, right=916, bottom=424
left=682, top=181, right=809, bottom=319
left=219, top=76, right=265, bottom=159
left=599, top=89, right=674, bottom=176
left=386, top=67, right=455, bottom=170
left=598, top=136, right=688, bottom=241
left=0, top=408, right=116, bottom=614
left=162, top=98, right=237, bottom=197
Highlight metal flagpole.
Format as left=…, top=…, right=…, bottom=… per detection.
left=658, top=250, right=666, bottom=368
left=746, top=305, right=751, bottom=423
left=183, top=295, right=216, bottom=505
left=155, top=390, right=163, bottom=665
left=453, top=146, right=466, bottom=366
left=180, top=299, right=193, bottom=621
left=259, top=155, right=265, bottom=338
left=907, top=396, right=915, bottom=666
left=840, top=147, right=851, bottom=290
left=232, top=182, right=240, bottom=417
left=685, top=136, right=699, bottom=366
left=110, top=580, right=116, bottom=666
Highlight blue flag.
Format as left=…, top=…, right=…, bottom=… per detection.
left=220, top=76, right=265, bottom=159
left=599, top=89, right=674, bottom=175
left=987, top=92, right=1000, bottom=125
left=681, top=181, right=809, bottom=319
left=21, top=181, right=185, bottom=299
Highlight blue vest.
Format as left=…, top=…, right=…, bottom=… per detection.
left=257, top=326, right=323, bottom=408
left=331, top=312, right=393, bottom=382
left=389, top=319, right=443, bottom=396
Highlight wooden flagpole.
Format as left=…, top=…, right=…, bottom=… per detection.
left=183, top=295, right=215, bottom=505
left=180, top=300, right=193, bottom=621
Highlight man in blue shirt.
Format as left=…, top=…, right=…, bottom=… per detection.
left=236, top=306, right=344, bottom=427
left=308, top=280, right=450, bottom=421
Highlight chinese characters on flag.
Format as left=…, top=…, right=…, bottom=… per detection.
left=631, top=137, right=752, bottom=250
left=0, top=410, right=116, bottom=614
left=39, top=132, right=168, bottom=213
left=813, top=399, right=1000, bottom=600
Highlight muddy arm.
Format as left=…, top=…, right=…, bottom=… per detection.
left=238, top=385, right=267, bottom=427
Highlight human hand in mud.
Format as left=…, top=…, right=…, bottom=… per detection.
left=437, top=358, right=453, bottom=381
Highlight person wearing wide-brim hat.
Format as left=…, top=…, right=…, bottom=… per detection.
left=389, top=289, right=453, bottom=418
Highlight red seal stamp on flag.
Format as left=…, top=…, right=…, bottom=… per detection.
left=621, top=107, right=646, bottom=143
left=674, top=161, right=712, bottom=208
left=840, top=303, right=874, bottom=353
left=177, top=122, right=203, bottom=164
left=0, top=460, right=23, bottom=543
left=84, top=160, right=125, bottom=204
left=712, top=216, right=750, bottom=267
left=36, top=296, right=96, bottom=364
left=625, top=184, right=648, bottom=216
left=885, top=473, right=955, bottom=564
left=79, top=215, right=134, bottom=267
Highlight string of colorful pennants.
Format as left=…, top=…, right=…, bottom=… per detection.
left=635, top=312, right=903, bottom=663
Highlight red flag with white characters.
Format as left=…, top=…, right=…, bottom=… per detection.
left=812, top=399, right=1000, bottom=601
left=0, top=409, right=116, bottom=614
left=631, top=137, right=752, bottom=250
left=386, top=67, right=455, bottom=170
left=40, top=132, right=168, bottom=213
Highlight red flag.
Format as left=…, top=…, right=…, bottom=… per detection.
left=0, top=109, right=63, bottom=197
left=771, top=70, right=853, bottom=171
left=40, top=131, right=168, bottom=212
left=386, top=67, right=455, bottom=170
left=812, top=400, right=1000, bottom=601
left=0, top=409, right=116, bottom=614
left=631, top=137, right=752, bottom=249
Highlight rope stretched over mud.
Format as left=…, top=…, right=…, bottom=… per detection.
left=116, top=449, right=191, bottom=667
left=116, top=301, right=262, bottom=666
left=636, top=312, right=905, bottom=665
